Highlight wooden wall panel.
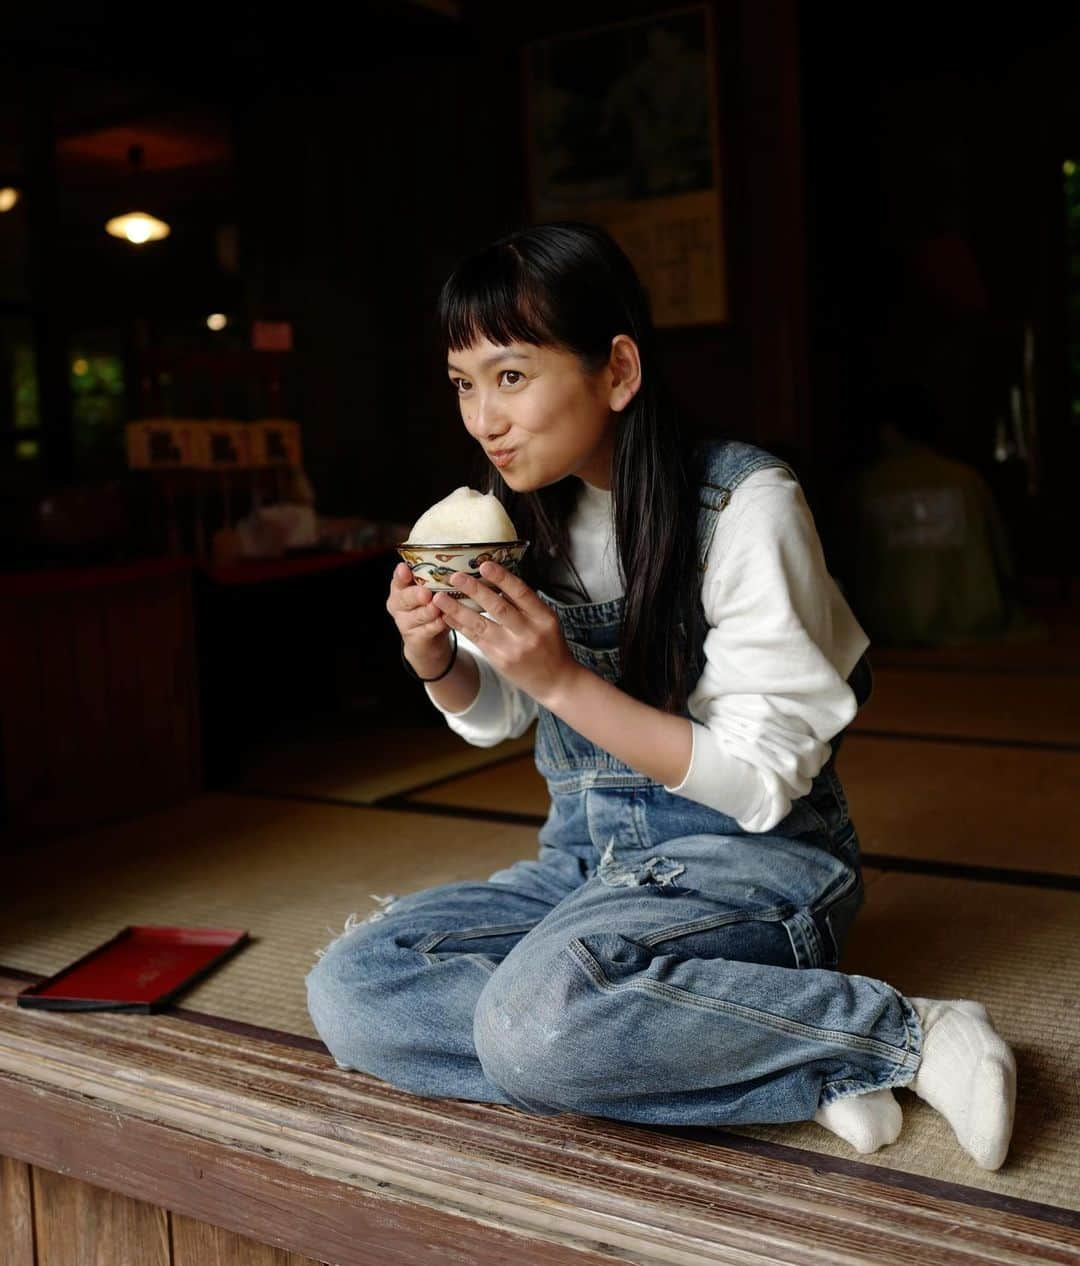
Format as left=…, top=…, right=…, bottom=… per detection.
left=68, top=593, right=112, bottom=824
left=0, top=1164, right=327, bottom=1266
left=155, top=578, right=201, bottom=804
left=0, top=601, right=46, bottom=825
left=34, top=597, right=88, bottom=827
left=0, top=562, right=200, bottom=847
left=100, top=581, right=150, bottom=817
left=32, top=1168, right=169, bottom=1266
left=171, top=1212, right=325, bottom=1265
left=0, top=1155, right=35, bottom=1266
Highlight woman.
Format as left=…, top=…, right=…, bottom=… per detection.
left=307, top=221, right=1016, bottom=1169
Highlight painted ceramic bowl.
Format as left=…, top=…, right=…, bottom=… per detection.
left=396, top=539, right=531, bottom=612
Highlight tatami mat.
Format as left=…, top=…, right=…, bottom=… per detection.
left=408, top=751, right=548, bottom=814
left=233, top=715, right=536, bottom=802
left=829, top=736, right=1080, bottom=875
left=406, top=742, right=1080, bottom=879
left=851, top=667, right=1080, bottom=746
left=1, top=790, right=1076, bottom=1212
left=722, top=870, right=1079, bottom=1209
left=868, top=602, right=1078, bottom=675
left=229, top=656, right=1079, bottom=817
left=0, top=794, right=538, bottom=990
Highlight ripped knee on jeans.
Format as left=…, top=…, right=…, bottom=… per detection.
left=311, top=893, right=399, bottom=963
left=597, top=838, right=686, bottom=890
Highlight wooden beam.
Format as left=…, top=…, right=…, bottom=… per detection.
left=404, top=0, right=462, bottom=15
left=0, top=1076, right=612, bottom=1266
left=0, top=979, right=1076, bottom=1264
left=23, top=76, right=72, bottom=485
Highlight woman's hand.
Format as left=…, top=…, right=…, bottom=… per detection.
left=431, top=561, right=581, bottom=707
left=386, top=561, right=454, bottom=678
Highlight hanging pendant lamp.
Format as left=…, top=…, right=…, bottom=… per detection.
left=105, top=144, right=171, bottom=244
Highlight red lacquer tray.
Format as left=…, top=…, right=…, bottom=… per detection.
left=16, top=925, right=250, bottom=1012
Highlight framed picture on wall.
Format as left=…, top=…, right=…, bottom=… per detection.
left=524, top=2, right=728, bottom=328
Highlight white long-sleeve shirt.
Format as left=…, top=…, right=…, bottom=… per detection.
left=425, top=466, right=871, bottom=833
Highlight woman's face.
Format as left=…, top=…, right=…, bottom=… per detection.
left=446, top=335, right=639, bottom=491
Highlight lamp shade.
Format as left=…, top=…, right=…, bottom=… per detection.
left=105, top=210, right=171, bottom=244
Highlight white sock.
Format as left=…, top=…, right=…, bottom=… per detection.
left=907, top=996, right=1017, bottom=1170
left=813, top=1087, right=903, bottom=1154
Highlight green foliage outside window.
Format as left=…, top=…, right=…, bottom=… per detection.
left=71, top=351, right=126, bottom=472
left=9, top=342, right=126, bottom=472
left=13, top=342, right=39, bottom=431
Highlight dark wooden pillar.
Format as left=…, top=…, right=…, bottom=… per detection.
left=742, top=0, right=811, bottom=465
left=23, top=72, right=73, bottom=487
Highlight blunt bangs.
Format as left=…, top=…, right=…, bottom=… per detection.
left=438, top=244, right=557, bottom=355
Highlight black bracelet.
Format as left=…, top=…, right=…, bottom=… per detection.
left=401, top=628, right=458, bottom=682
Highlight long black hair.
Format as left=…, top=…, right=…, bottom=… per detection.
left=437, top=221, right=707, bottom=714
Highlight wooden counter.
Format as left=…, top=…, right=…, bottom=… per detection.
left=0, top=559, right=201, bottom=848
left=0, top=549, right=399, bottom=844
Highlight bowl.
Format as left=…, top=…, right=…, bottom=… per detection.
left=396, top=539, right=531, bottom=612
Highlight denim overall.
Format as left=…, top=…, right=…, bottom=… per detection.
left=306, top=439, right=924, bottom=1126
